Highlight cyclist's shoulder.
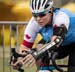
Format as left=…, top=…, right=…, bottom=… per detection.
left=53, top=8, right=69, bottom=13
left=53, top=8, right=74, bottom=17
left=53, top=8, right=70, bottom=29
left=53, top=8, right=70, bottom=22
left=53, top=8, right=68, bottom=16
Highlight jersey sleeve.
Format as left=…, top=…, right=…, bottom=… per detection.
left=53, top=11, right=70, bottom=30
left=22, top=17, right=41, bottom=48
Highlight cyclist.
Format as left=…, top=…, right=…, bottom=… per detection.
left=12, top=0, right=75, bottom=72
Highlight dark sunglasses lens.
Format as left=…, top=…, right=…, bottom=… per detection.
left=33, top=13, right=46, bottom=17
left=33, top=14, right=38, bottom=17
left=39, top=14, right=46, bottom=17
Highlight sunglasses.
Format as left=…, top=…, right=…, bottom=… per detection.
left=32, top=11, right=52, bottom=18
left=32, top=13, right=47, bottom=17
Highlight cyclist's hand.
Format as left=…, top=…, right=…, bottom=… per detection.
left=11, top=44, right=31, bottom=68
left=11, top=54, right=36, bottom=68
left=20, top=45, right=36, bottom=67
left=11, top=44, right=36, bottom=67
left=21, top=53, right=36, bottom=67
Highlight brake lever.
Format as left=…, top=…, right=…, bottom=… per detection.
left=9, top=48, right=26, bottom=72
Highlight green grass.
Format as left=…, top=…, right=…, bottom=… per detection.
left=0, top=46, right=68, bottom=72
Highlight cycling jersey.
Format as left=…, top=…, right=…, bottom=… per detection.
left=22, top=8, right=75, bottom=47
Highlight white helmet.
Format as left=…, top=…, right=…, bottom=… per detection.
left=30, top=0, right=53, bottom=14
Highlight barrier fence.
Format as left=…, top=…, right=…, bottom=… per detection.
left=0, top=21, right=28, bottom=72
left=0, top=21, right=68, bottom=72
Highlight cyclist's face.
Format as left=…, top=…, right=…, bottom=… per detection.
left=33, top=13, right=52, bottom=26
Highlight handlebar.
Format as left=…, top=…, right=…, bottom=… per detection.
left=9, top=48, right=25, bottom=72
left=9, top=36, right=66, bottom=72
left=51, top=52, right=64, bottom=72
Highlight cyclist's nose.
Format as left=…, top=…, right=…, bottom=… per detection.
left=36, top=16, right=41, bottom=21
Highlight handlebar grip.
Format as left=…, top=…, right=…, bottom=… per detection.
left=10, top=48, right=25, bottom=72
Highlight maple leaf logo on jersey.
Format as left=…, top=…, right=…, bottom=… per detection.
left=53, top=24, right=58, bottom=28
left=25, top=34, right=31, bottom=39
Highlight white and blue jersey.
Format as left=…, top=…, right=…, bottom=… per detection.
left=23, top=8, right=75, bottom=47
left=39, top=8, right=75, bottom=46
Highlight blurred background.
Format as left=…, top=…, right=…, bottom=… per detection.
left=0, top=0, right=75, bottom=72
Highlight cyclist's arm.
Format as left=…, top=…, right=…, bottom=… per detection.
left=20, top=17, right=41, bottom=52
left=52, top=12, right=70, bottom=46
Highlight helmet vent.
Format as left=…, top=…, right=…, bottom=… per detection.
left=45, top=4, right=49, bottom=9
left=35, top=0, right=37, bottom=9
left=32, top=0, right=34, bottom=10
left=42, top=0, right=46, bottom=6
left=38, top=0, right=41, bottom=9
